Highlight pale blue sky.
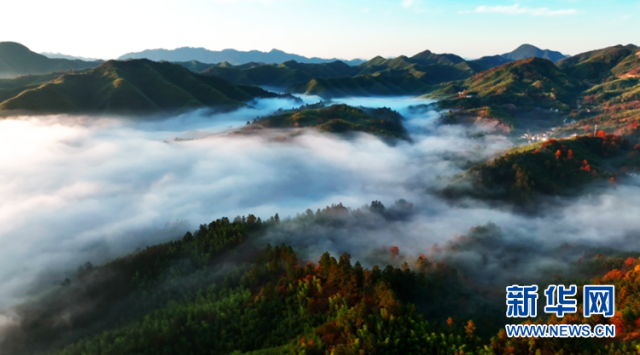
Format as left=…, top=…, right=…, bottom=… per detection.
left=1, top=0, right=638, bottom=60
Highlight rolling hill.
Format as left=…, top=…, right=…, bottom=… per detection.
left=287, top=73, right=431, bottom=99
left=468, top=45, right=568, bottom=71
left=356, top=50, right=482, bottom=84
left=445, top=133, right=639, bottom=203
left=0, top=42, right=102, bottom=78
left=471, top=55, right=512, bottom=70
left=3, top=200, right=639, bottom=355
left=199, top=60, right=360, bottom=88
left=501, top=44, right=568, bottom=62
left=241, top=102, right=409, bottom=139
left=185, top=49, right=482, bottom=92
left=556, top=44, right=639, bottom=81
left=0, top=59, right=284, bottom=116
left=431, top=57, right=584, bottom=112
left=119, top=47, right=365, bottom=66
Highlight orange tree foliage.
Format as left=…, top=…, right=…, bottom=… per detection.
left=53, top=245, right=488, bottom=355
left=458, top=134, right=637, bottom=203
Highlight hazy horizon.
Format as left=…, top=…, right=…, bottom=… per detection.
left=1, top=0, right=638, bottom=61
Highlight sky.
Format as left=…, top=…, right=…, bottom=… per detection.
left=0, top=0, right=639, bottom=62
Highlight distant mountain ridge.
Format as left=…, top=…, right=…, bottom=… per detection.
left=118, top=47, right=366, bottom=66
left=501, top=44, right=568, bottom=62
left=0, top=42, right=102, bottom=78
left=40, top=52, right=102, bottom=62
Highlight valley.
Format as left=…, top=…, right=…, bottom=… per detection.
left=1, top=38, right=640, bottom=355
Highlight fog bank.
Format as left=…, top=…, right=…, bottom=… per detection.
left=1, top=96, right=639, bottom=310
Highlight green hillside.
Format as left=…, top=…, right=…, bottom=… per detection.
left=356, top=50, right=480, bottom=84
left=471, top=55, right=512, bottom=70
left=287, top=74, right=431, bottom=99
left=198, top=60, right=360, bottom=88
left=556, top=44, right=638, bottom=81
left=552, top=45, right=640, bottom=137
left=4, top=202, right=640, bottom=355
left=0, top=59, right=283, bottom=116
left=192, top=50, right=480, bottom=92
left=426, top=57, right=584, bottom=131
left=433, top=57, right=583, bottom=110
left=243, top=102, right=408, bottom=139
left=0, top=42, right=102, bottom=78
left=174, top=60, right=217, bottom=73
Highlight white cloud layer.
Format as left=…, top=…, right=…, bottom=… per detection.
left=466, top=4, right=577, bottom=16
left=1, top=96, right=639, bottom=312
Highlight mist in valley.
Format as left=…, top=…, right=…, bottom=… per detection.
left=1, top=94, right=639, bottom=320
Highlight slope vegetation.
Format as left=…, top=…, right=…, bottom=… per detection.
left=557, top=44, right=639, bottom=81
left=243, top=102, right=408, bottom=139
left=200, top=60, right=360, bottom=88
left=0, top=59, right=282, bottom=116
left=3, top=202, right=640, bottom=355
left=357, top=50, right=481, bottom=84
left=445, top=133, right=640, bottom=202
left=287, top=74, right=431, bottom=99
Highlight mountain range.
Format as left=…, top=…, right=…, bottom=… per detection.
left=2, top=42, right=637, bottom=120
left=0, top=41, right=570, bottom=83
left=167, top=45, right=570, bottom=96
left=119, top=47, right=367, bottom=66
left=0, top=59, right=283, bottom=116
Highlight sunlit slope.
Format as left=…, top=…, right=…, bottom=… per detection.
left=0, top=42, right=101, bottom=78
left=557, top=44, right=639, bottom=81
left=0, top=59, right=280, bottom=115
left=287, top=74, right=431, bottom=99
left=432, top=57, right=584, bottom=111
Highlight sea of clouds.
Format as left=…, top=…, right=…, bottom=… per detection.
left=1, top=95, right=640, bottom=312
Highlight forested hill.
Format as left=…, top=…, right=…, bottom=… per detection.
left=0, top=59, right=286, bottom=116
left=430, top=44, right=640, bottom=133
left=1, top=201, right=638, bottom=355
left=240, top=102, right=409, bottom=139
left=198, top=60, right=360, bottom=88
left=445, top=133, right=640, bottom=203
left=0, top=42, right=102, bottom=78
left=286, top=74, right=431, bottom=99
left=189, top=50, right=478, bottom=93
left=432, top=57, right=584, bottom=111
